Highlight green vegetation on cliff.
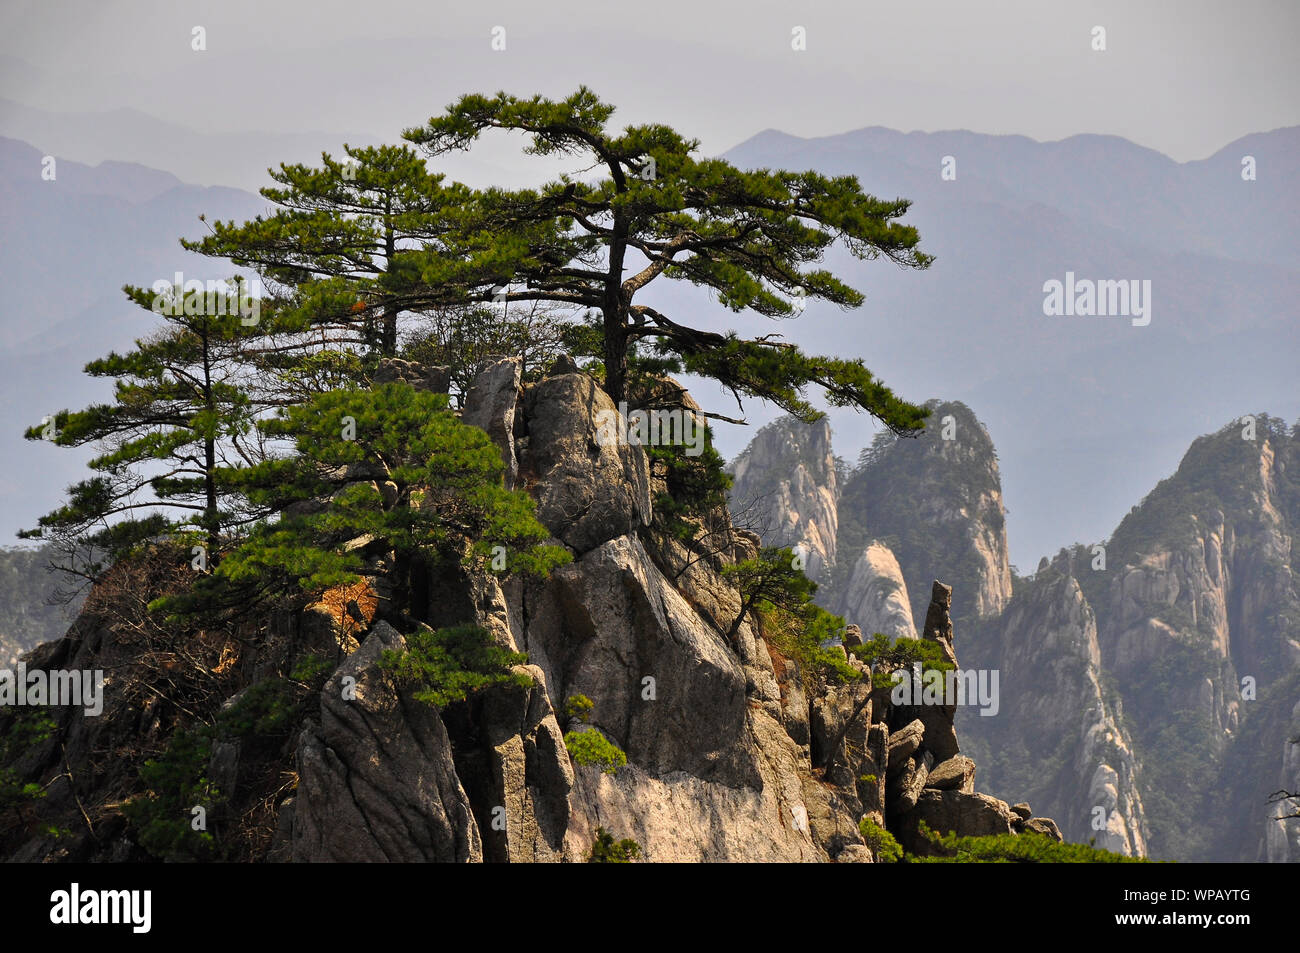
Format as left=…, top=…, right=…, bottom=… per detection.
left=911, top=828, right=1149, bottom=863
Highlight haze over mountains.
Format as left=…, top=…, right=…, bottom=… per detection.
left=708, top=122, right=1300, bottom=568
left=0, top=135, right=267, bottom=541
left=1, top=109, right=1297, bottom=570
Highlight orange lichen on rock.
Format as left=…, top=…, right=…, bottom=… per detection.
left=309, top=578, right=380, bottom=642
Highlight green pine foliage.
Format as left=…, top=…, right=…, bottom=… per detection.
left=121, top=654, right=333, bottom=861
left=564, top=728, right=628, bottom=775
left=849, top=632, right=956, bottom=691
left=724, top=546, right=861, bottom=683
left=563, top=694, right=595, bottom=724
left=761, top=602, right=862, bottom=686
left=722, top=546, right=818, bottom=634
left=587, top=827, right=642, bottom=863
left=12, top=90, right=942, bottom=863
left=122, top=727, right=222, bottom=862
left=646, top=427, right=733, bottom=542
left=157, top=383, right=569, bottom=618
left=0, top=709, right=55, bottom=826
left=379, top=624, right=531, bottom=709
left=859, top=817, right=902, bottom=863
left=400, top=86, right=931, bottom=429
left=911, top=826, right=1149, bottom=863
left=21, top=282, right=265, bottom=577
left=185, top=143, right=471, bottom=359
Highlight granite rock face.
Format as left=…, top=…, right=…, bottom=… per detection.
left=291, top=622, right=481, bottom=862
left=728, top=417, right=839, bottom=585
left=834, top=401, right=1013, bottom=626
left=462, top=357, right=522, bottom=490
left=834, top=543, right=916, bottom=641
left=0, top=368, right=1169, bottom=865
left=957, top=570, right=1149, bottom=856
left=726, top=405, right=1300, bottom=861
left=520, top=372, right=653, bottom=554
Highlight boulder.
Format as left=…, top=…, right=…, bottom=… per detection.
left=810, top=680, right=872, bottom=785
left=1025, top=817, right=1064, bottom=841
left=550, top=354, right=580, bottom=375
left=859, top=723, right=888, bottom=816
left=837, top=543, right=916, bottom=641
left=836, top=844, right=874, bottom=863
left=291, top=622, right=482, bottom=862
left=800, top=777, right=865, bottom=858
left=522, top=374, right=653, bottom=553
left=886, top=718, right=925, bottom=774
left=463, top=358, right=522, bottom=489
left=900, top=789, right=1016, bottom=855
left=926, top=755, right=977, bottom=793
left=888, top=754, right=930, bottom=815
left=372, top=357, right=451, bottom=393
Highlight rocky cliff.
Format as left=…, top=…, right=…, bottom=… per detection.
left=728, top=416, right=839, bottom=585
left=1069, top=415, right=1300, bottom=860
left=0, top=547, right=80, bottom=667
left=0, top=361, right=1062, bottom=863
left=728, top=404, right=1300, bottom=861
left=835, top=400, right=1012, bottom=628
left=834, top=542, right=917, bottom=642
left=958, top=566, right=1149, bottom=855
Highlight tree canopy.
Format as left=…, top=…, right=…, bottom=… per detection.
left=179, top=87, right=931, bottom=431
left=399, top=87, right=933, bottom=431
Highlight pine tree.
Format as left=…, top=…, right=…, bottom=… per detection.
left=401, top=86, right=933, bottom=433
left=159, top=382, right=569, bottom=619
left=21, top=280, right=264, bottom=579
left=721, top=545, right=823, bottom=643
left=181, top=90, right=933, bottom=433
left=183, top=143, right=469, bottom=366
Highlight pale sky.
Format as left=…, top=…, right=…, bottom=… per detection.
left=2, top=0, right=1297, bottom=165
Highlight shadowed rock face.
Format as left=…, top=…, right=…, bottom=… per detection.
left=1266, top=699, right=1300, bottom=863
left=726, top=404, right=1300, bottom=861
left=1025, top=421, right=1300, bottom=861
left=519, top=372, right=653, bottom=555
left=461, top=358, right=521, bottom=491
left=956, top=570, right=1149, bottom=856
left=834, top=401, right=1013, bottom=627
left=291, top=622, right=482, bottom=863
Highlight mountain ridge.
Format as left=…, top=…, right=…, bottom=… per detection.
left=727, top=402, right=1300, bottom=860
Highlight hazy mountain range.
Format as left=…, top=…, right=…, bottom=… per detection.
left=1, top=107, right=1297, bottom=571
